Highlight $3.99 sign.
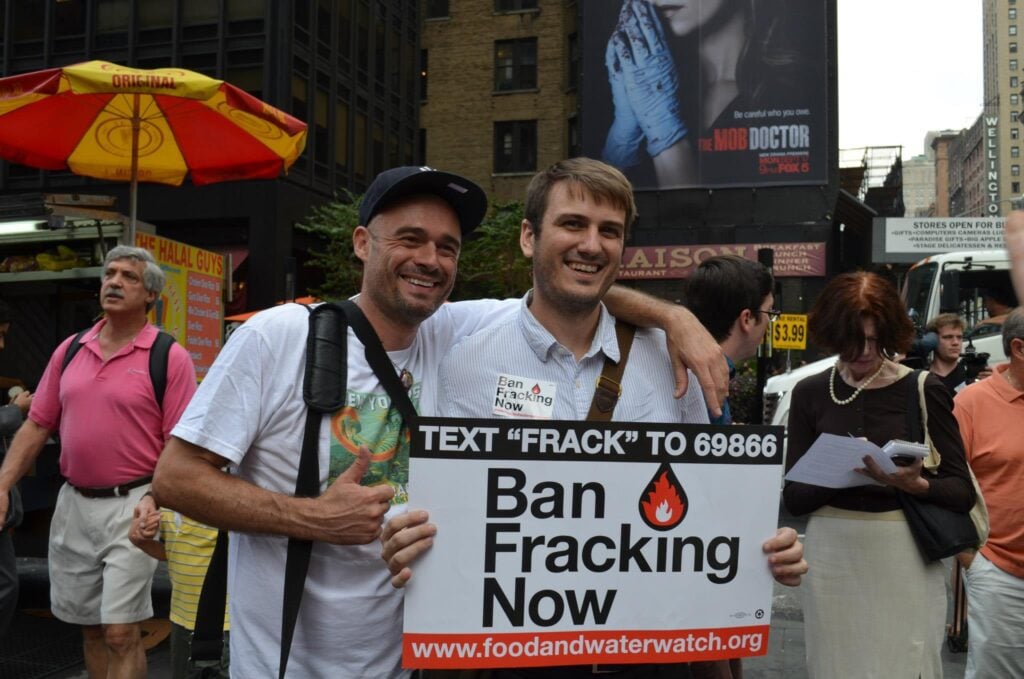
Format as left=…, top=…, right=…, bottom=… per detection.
left=772, top=314, right=807, bottom=350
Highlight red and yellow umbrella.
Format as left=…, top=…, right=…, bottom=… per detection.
left=0, top=60, right=307, bottom=237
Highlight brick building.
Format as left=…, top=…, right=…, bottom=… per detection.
left=420, top=0, right=578, bottom=201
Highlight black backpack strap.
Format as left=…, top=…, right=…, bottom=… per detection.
left=62, top=328, right=175, bottom=410
left=59, top=330, right=89, bottom=373
left=277, top=300, right=416, bottom=679
left=279, top=303, right=350, bottom=679
left=148, top=331, right=175, bottom=409
left=189, top=529, right=229, bottom=664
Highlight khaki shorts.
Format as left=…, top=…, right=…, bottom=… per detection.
left=49, top=482, right=157, bottom=625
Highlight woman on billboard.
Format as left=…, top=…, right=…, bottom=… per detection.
left=601, top=0, right=823, bottom=188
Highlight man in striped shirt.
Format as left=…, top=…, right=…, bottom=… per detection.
left=382, top=158, right=807, bottom=678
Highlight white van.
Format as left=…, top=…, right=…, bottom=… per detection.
left=763, top=250, right=1014, bottom=434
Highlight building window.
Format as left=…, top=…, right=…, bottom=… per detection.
left=1014, top=147, right=1021, bottom=158
left=1012, top=59, right=1019, bottom=71
left=1014, top=76, right=1020, bottom=88
left=1014, top=42, right=1020, bottom=53
left=420, top=49, right=428, bottom=100
left=494, top=120, right=537, bottom=173
left=1013, top=127, right=1020, bottom=140
left=568, top=115, right=580, bottom=158
left=495, top=39, right=537, bottom=91
left=568, top=33, right=580, bottom=90
left=495, top=0, right=538, bottom=12
left=1012, top=8, right=1018, bottom=19
left=1013, top=164, right=1021, bottom=177
left=1014, top=182, right=1021, bottom=193
left=1012, top=25, right=1019, bottom=36
left=1015, top=111, right=1020, bottom=122
left=1014, top=94, right=1021, bottom=106
left=426, top=0, right=449, bottom=19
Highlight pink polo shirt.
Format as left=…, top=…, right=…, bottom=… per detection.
left=30, top=320, right=197, bottom=488
left=954, top=364, right=1024, bottom=579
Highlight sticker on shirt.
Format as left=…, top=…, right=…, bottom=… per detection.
left=492, top=373, right=557, bottom=419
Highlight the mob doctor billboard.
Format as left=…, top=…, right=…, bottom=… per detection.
left=581, top=0, right=830, bottom=190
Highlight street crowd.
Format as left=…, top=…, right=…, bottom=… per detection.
left=0, top=157, right=1022, bottom=679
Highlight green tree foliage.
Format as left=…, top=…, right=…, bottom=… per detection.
left=298, top=194, right=532, bottom=301
left=451, top=201, right=532, bottom=301
left=296, top=190, right=363, bottom=300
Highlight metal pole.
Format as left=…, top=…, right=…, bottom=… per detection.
left=128, top=93, right=140, bottom=245
left=755, top=247, right=775, bottom=424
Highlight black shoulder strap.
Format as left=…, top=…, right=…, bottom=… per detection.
left=277, top=300, right=417, bottom=679
left=278, top=303, right=349, bottom=679
left=149, top=331, right=175, bottom=408
left=906, top=369, right=923, bottom=443
left=60, top=330, right=89, bottom=373
left=339, top=299, right=417, bottom=422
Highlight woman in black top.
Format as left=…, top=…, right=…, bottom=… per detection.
left=783, top=272, right=974, bottom=678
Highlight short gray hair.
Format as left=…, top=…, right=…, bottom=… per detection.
left=103, top=246, right=165, bottom=308
left=1002, top=306, right=1024, bottom=356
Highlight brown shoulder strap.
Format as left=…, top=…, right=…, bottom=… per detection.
left=587, top=320, right=637, bottom=421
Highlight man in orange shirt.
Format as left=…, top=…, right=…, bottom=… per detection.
left=953, top=306, right=1024, bottom=678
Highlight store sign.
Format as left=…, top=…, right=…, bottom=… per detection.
left=136, top=232, right=224, bottom=379
left=885, top=218, right=1005, bottom=254
left=618, top=242, right=826, bottom=280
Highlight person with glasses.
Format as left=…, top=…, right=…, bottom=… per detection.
left=685, top=254, right=775, bottom=426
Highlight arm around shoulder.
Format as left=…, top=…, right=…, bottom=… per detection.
left=603, top=285, right=728, bottom=414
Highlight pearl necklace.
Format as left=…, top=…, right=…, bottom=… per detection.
left=829, top=360, right=887, bottom=405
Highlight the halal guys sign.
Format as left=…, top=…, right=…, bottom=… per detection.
left=402, top=418, right=784, bottom=670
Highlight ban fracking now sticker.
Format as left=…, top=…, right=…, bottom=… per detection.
left=492, top=373, right=557, bottom=419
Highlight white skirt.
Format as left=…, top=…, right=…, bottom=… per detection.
left=804, top=508, right=946, bottom=679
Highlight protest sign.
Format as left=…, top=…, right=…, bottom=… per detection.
left=402, top=417, right=784, bottom=669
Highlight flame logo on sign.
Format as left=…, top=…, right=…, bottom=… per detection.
left=638, top=463, right=688, bottom=531
left=531, top=384, right=541, bottom=394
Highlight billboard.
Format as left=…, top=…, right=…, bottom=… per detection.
left=581, top=0, right=829, bottom=190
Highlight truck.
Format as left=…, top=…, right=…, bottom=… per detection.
left=762, top=249, right=1015, bottom=437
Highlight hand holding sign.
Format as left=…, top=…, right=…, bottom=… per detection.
left=381, top=509, right=436, bottom=588
left=762, top=527, right=807, bottom=587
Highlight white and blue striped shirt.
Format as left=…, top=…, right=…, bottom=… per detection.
left=437, top=294, right=709, bottom=424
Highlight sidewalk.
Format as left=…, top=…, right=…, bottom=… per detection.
left=5, top=509, right=970, bottom=679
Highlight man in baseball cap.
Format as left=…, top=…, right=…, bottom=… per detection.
left=359, top=165, right=488, bottom=234
left=154, top=163, right=728, bottom=677
left=154, top=164, right=516, bottom=677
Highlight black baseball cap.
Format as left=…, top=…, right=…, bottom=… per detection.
left=358, top=166, right=488, bottom=235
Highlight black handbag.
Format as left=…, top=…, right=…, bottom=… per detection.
left=898, top=370, right=980, bottom=562
left=897, top=491, right=979, bottom=562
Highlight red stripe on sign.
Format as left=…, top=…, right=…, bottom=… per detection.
left=402, top=625, right=770, bottom=669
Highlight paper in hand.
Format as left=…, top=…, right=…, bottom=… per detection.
left=784, top=433, right=897, bottom=488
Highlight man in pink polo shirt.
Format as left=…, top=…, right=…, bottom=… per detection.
left=0, top=246, right=196, bottom=679
left=953, top=306, right=1024, bottom=679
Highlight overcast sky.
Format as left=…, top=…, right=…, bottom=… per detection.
left=837, top=0, right=984, bottom=157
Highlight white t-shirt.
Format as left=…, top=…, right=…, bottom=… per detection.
left=172, top=299, right=515, bottom=679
